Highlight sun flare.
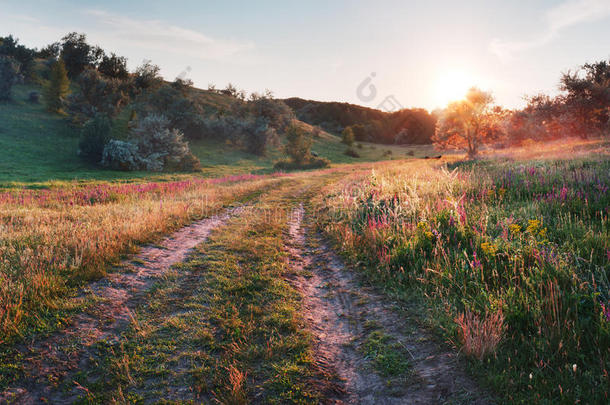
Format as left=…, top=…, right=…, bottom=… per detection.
left=435, top=70, right=475, bottom=108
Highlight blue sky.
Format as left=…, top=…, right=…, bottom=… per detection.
left=1, top=0, right=609, bottom=110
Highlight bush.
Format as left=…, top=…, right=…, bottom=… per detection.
left=0, top=55, right=19, bottom=101
left=101, top=114, right=200, bottom=172
left=344, top=147, right=360, bottom=158
left=28, top=91, right=40, bottom=103
left=79, top=114, right=112, bottom=164
left=101, top=139, right=141, bottom=171
left=341, top=127, right=355, bottom=146
left=285, top=124, right=312, bottom=164
left=67, top=68, right=130, bottom=122
left=273, top=156, right=330, bottom=171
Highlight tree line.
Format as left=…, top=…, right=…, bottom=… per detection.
left=434, top=60, right=610, bottom=157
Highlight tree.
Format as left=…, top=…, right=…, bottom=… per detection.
left=433, top=87, right=498, bottom=157
left=134, top=61, right=162, bottom=91
left=285, top=124, right=312, bottom=164
left=68, top=68, right=130, bottom=120
left=0, top=56, right=19, bottom=101
left=559, top=60, right=610, bottom=137
left=43, top=60, right=70, bottom=112
left=0, top=35, right=35, bottom=80
left=341, top=127, right=355, bottom=146
left=60, top=32, right=96, bottom=78
left=98, top=53, right=129, bottom=80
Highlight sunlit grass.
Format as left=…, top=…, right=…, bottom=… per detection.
left=313, top=143, right=609, bottom=403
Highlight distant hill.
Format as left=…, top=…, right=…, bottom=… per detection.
left=283, top=97, right=437, bottom=145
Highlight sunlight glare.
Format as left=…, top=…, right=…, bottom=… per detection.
left=435, top=70, right=474, bottom=108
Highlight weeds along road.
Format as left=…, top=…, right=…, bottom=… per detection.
left=1, top=170, right=490, bottom=404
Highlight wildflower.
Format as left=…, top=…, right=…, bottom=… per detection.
left=480, top=242, right=497, bottom=256
left=509, top=224, right=521, bottom=234
left=498, top=188, right=506, bottom=197
left=417, top=221, right=427, bottom=231
left=529, top=373, right=533, bottom=380
left=487, top=189, right=495, bottom=198
left=425, top=231, right=434, bottom=240
left=538, top=228, right=548, bottom=239
left=572, top=364, right=577, bottom=372
left=526, top=219, right=541, bottom=233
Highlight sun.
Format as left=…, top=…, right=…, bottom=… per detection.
left=434, top=70, right=474, bottom=108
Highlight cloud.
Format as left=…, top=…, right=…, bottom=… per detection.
left=490, top=0, right=610, bottom=60
left=84, top=9, right=254, bottom=61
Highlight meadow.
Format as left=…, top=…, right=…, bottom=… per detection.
left=313, top=141, right=609, bottom=403
left=1, top=138, right=608, bottom=403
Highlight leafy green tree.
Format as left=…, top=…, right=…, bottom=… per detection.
left=43, top=60, right=70, bottom=113
left=60, top=32, right=99, bottom=78
left=341, top=127, right=355, bottom=146
left=285, top=124, right=312, bottom=164
left=98, top=53, right=129, bottom=80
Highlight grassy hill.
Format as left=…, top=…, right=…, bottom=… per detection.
left=0, top=83, right=436, bottom=188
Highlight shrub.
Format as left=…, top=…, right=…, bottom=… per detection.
left=67, top=68, right=130, bottom=122
left=273, top=156, right=330, bottom=171
left=102, top=114, right=200, bottom=172
left=101, top=139, right=141, bottom=171
left=28, top=91, right=40, bottom=103
left=43, top=60, right=70, bottom=112
left=344, top=147, right=360, bottom=158
left=0, top=35, right=35, bottom=80
left=135, top=84, right=205, bottom=140
left=0, top=55, right=19, bottom=101
left=134, top=61, right=162, bottom=91
left=242, top=117, right=278, bottom=156
left=341, top=127, right=355, bottom=146
left=79, top=114, right=112, bottom=164
left=285, top=124, right=312, bottom=164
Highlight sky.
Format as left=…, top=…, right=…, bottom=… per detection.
left=1, top=0, right=609, bottom=111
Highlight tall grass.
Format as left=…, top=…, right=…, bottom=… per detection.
left=314, top=154, right=609, bottom=403
left=0, top=174, right=284, bottom=341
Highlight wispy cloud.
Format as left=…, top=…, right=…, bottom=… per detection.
left=490, top=0, right=610, bottom=60
left=84, top=9, right=254, bottom=61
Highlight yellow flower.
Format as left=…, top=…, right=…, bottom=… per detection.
left=538, top=228, right=547, bottom=239
left=481, top=242, right=497, bottom=256
left=487, top=189, right=495, bottom=198
left=526, top=219, right=541, bottom=233
left=509, top=224, right=521, bottom=234
left=425, top=231, right=434, bottom=240
left=499, top=188, right=507, bottom=197
left=417, top=221, right=427, bottom=230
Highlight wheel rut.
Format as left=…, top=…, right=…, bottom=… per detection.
left=286, top=204, right=493, bottom=404
left=1, top=206, right=243, bottom=405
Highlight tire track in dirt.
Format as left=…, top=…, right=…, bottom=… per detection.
left=286, top=204, right=493, bottom=404
left=1, top=206, right=243, bottom=405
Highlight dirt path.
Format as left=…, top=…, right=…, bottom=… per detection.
left=286, top=204, right=492, bottom=404
left=1, top=207, right=242, bottom=404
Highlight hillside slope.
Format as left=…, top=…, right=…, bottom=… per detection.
left=0, top=84, right=433, bottom=186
